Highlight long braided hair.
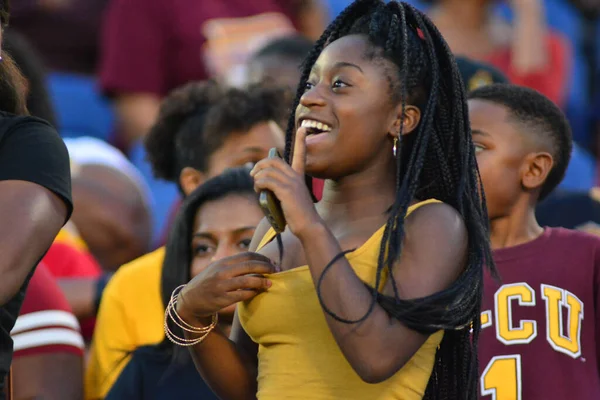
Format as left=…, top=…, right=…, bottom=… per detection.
left=282, top=1, right=495, bottom=398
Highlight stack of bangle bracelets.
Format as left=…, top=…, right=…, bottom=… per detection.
left=164, top=285, right=218, bottom=346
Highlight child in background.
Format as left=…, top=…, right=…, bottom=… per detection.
left=468, top=83, right=600, bottom=400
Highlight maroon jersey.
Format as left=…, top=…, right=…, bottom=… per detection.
left=479, top=228, right=600, bottom=400
left=11, top=263, right=84, bottom=359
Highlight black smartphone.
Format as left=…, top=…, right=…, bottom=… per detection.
left=259, top=148, right=287, bottom=233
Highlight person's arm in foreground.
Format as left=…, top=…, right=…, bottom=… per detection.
left=0, top=181, right=66, bottom=305
left=176, top=219, right=275, bottom=400
left=0, top=120, right=71, bottom=305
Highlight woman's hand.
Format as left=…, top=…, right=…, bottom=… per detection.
left=176, top=252, right=275, bottom=324
left=250, top=127, right=322, bottom=238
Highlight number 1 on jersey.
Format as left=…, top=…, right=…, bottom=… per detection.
left=481, top=354, right=522, bottom=400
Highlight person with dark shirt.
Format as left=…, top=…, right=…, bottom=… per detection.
left=0, top=14, right=73, bottom=398
left=469, top=83, right=600, bottom=399
left=107, top=168, right=263, bottom=400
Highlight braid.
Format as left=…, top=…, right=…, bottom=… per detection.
left=284, top=1, right=495, bottom=398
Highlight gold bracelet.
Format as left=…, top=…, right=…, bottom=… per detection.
left=163, top=285, right=218, bottom=346
left=168, top=298, right=218, bottom=334
left=169, top=286, right=217, bottom=333
left=164, top=298, right=218, bottom=346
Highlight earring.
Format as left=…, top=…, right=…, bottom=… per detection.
left=393, top=137, right=398, bottom=157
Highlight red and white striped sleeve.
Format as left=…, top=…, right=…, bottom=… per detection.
left=11, top=263, right=84, bottom=358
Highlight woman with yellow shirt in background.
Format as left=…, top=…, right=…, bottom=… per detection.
left=85, top=81, right=287, bottom=399
left=172, top=1, right=494, bottom=399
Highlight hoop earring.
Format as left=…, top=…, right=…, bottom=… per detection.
left=393, top=137, right=398, bottom=157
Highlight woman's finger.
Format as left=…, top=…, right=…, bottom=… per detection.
left=224, top=259, right=276, bottom=277
left=253, top=166, right=291, bottom=183
left=291, top=127, right=307, bottom=175
left=225, top=288, right=264, bottom=304
left=219, top=251, right=275, bottom=266
left=253, top=175, right=290, bottom=196
left=251, top=157, right=295, bottom=178
left=221, top=275, right=272, bottom=292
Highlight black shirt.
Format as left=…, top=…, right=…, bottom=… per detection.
left=0, top=112, right=73, bottom=397
left=106, top=345, right=219, bottom=400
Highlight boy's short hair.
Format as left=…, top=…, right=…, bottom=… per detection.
left=469, top=84, right=572, bottom=201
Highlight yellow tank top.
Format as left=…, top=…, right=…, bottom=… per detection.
left=238, top=199, right=444, bottom=400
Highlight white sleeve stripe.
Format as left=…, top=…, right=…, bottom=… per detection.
left=12, top=328, right=85, bottom=352
left=11, top=310, right=80, bottom=334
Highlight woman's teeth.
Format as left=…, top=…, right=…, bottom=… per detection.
left=301, top=119, right=332, bottom=132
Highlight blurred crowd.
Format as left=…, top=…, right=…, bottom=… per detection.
left=3, top=0, right=600, bottom=399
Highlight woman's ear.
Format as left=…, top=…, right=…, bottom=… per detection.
left=388, top=104, right=421, bottom=139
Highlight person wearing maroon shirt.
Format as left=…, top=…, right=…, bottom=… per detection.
left=10, top=263, right=84, bottom=400
left=100, top=0, right=327, bottom=149
left=469, top=83, right=600, bottom=400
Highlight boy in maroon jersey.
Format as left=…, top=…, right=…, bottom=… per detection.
left=469, top=83, right=600, bottom=400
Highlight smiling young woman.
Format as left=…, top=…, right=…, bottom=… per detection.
left=171, top=1, right=494, bottom=399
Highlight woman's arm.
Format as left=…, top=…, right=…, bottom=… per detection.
left=180, top=218, right=272, bottom=400
left=0, top=181, right=67, bottom=305
left=183, top=313, right=259, bottom=400
left=297, top=203, right=467, bottom=383
left=0, top=118, right=72, bottom=305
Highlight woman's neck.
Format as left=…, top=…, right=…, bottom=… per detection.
left=317, top=161, right=397, bottom=227
left=490, top=197, right=543, bottom=250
